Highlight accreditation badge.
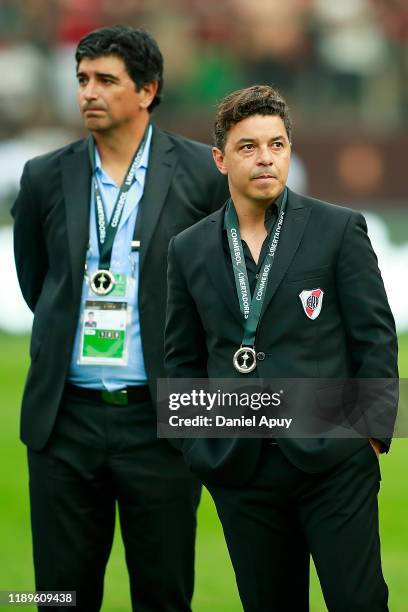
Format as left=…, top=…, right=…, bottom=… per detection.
left=78, top=298, right=131, bottom=366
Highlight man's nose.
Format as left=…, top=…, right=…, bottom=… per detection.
left=256, top=146, right=274, bottom=165
left=82, top=81, right=98, bottom=100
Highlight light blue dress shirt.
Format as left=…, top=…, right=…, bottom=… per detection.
left=67, top=125, right=152, bottom=390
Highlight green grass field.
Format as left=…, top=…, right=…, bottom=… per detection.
left=0, top=333, right=407, bottom=611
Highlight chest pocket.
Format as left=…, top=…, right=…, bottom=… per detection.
left=285, top=264, right=330, bottom=283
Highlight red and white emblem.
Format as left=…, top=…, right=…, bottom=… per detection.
left=299, top=288, right=324, bottom=320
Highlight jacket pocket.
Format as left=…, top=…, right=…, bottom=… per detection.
left=286, top=264, right=330, bottom=283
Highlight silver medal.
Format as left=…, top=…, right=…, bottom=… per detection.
left=233, top=346, right=257, bottom=374
left=90, top=269, right=115, bottom=296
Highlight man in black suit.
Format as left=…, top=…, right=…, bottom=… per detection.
left=165, top=85, right=398, bottom=611
left=12, top=25, right=228, bottom=612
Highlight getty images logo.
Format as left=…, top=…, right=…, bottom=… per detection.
left=168, top=389, right=282, bottom=411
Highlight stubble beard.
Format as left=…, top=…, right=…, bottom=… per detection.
left=84, top=115, right=115, bottom=134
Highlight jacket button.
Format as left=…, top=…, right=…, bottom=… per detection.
left=256, top=351, right=265, bottom=361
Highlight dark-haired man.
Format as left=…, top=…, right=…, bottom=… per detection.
left=165, top=85, right=398, bottom=611
left=12, top=25, right=228, bottom=612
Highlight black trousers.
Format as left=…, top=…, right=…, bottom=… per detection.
left=28, top=390, right=201, bottom=612
left=208, top=442, right=387, bottom=612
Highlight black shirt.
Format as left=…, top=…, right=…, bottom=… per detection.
left=223, top=190, right=285, bottom=294
left=222, top=192, right=285, bottom=445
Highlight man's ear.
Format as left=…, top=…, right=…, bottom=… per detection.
left=139, top=80, right=159, bottom=109
left=212, top=147, right=228, bottom=175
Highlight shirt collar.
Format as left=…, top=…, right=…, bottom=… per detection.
left=94, top=123, right=153, bottom=177
left=267, top=187, right=286, bottom=217
left=224, top=187, right=287, bottom=230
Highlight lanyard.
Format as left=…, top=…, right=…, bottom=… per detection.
left=225, top=188, right=287, bottom=347
left=88, top=124, right=150, bottom=270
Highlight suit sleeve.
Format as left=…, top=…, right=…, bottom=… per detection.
left=336, top=211, right=398, bottom=451
left=165, top=236, right=208, bottom=379
left=11, top=162, right=48, bottom=312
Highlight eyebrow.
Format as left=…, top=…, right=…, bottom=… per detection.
left=76, top=71, right=121, bottom=82
left=236, top=135, right=287, bottom=144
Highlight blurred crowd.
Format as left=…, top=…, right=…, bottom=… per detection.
left=0, top=0, right=407, bottom=134
left=0, top=0, right=407, bottom=219
left=0, top=1, right=407, bottom=332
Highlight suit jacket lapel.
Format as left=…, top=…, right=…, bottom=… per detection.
left=203, top=190, right=311, bottom=327
left=61, top=138, right=92, bottom=299
left=61, top=129, right=177, bottom=291
left=204, top=206, right=243, bottom=326
left=138, top=127, right=178, bottom=272
left=260, top=189, right=311, bottom=318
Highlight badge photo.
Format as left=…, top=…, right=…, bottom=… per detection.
left=299, top=288, right=324, bottom=320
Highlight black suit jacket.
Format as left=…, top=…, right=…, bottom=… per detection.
left=12, top=126, right=229, bottom=450
left=165, top=189, right=398, bottom=486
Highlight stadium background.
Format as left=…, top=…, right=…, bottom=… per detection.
left=0, top=1, right=407, bottom=610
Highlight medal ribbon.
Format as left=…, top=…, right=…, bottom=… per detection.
left=88, top=124, right=150, bottom=270
left=225, top=188, right=287, bottom=347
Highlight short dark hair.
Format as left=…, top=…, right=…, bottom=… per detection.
left=75, top=25, right=163, bottom=112
left=214, top=85, right=292, bottom=151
